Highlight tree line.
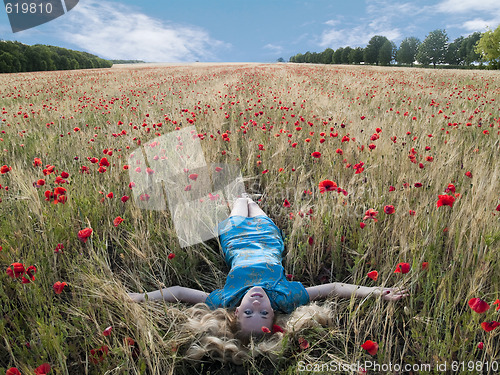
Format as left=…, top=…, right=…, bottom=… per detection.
left=289, top=26, right=500, bottom=69
left=0, top=41, right=113, bottom=73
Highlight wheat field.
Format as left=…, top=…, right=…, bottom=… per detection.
left=0, top=63, right=499, bottom=374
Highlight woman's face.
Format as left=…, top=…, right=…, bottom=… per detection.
left=235, top=286, right=275, bottom=335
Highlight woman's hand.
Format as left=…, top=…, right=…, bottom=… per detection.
left=374, top=287, right=409, bottom=301
left=127, top=292, right=146, bottom=303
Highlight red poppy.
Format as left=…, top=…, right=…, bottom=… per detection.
left=272, top=324, right=284, bottom=333
left=90, top=345, right=109, bottom=364
left=54, top=243, right=64, bottom=253
left=261, top=326, right=271, bottom=333
left=34, top=363, right=51, bottom=375
left=394, top=263, right=410, bottom=274
left=465, top=171, right=472, bottom=178
left=481, top=321, right=500, bottom=332
left=6, top=262, right=25, bottom=278
left=384, top=205, right=395, bottom=215
left=168, top=253, right=175, bottom=260
left=121, top=195, right=129, bottom=203
left=0, top=165, right=11, bottom=174
left=106, top=192, right=114, bottom=199
left=367, top=270, right=378, bottom=281
left=336, top=148, right=343, bottom=155
left=360, top=222, right=366, bottom=229
left=37, top=179, right=45, bottom=186
left=493, top=299, right=500, bottom=311
left=414, top=183, right=422, bottom=188
left=78, top=228, right=93, bottom=243
left=283, top=199, right=291, bottom=208
left=318, top=180, right=337, bottom=193
left=22, top=265, right=37, bottom=284
left=308, top=236, right=314, bottom=246
left=33, top=157, right=42, bottom=167
left=6, top=368, right=21, bottom=375
left=468, top=298, right=490, bottom=313
left=363, top=209, right=378, bottom=222
left=421, top=262, right=429, bottom=270
left=298, top=337, right=309, bottom=350
left=436, top=195, right=455, bottom=208
left=389, top=186, right=395, bottom=192
left=445, top=184, right=456, bottom=193
left=188, top=173, right=198, bottom=181
left=361, top=340, right=378, bottom=355
left=53, top=281, right=67, bottom=294
left=54, top=187, right=66, bottom=196
left=311, top=151, right=321, bottom=158
left=103, top=326, right=113, bottom=336
left=113, top=217, right=124, bottom=227
left=477, top=342, right=484, bottom=349
left=99, top=157, right=110, bottom=167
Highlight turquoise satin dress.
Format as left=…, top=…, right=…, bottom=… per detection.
left=205, top=215, right=309, bottom=314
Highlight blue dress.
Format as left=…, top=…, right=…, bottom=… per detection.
left=205, top=215, right=309, bottom=314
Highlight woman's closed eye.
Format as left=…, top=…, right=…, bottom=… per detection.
left=260, top=310, right=268, bottom=316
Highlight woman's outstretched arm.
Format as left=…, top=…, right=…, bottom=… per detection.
left=305, top=282, right=408, bottom=302
left=128, top=286, right=208, bottom=304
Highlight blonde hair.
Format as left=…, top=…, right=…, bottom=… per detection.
left=176, top=302, right=336, bottom=365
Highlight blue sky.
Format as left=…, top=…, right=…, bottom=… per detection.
left=1, top=0, right=499, bottom=62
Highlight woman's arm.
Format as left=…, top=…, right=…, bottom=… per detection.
left=305, top=282, right=408, bottom=302
left=128, top=286, right=208, bottom=304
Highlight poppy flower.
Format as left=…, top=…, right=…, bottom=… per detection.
left=90, top=345, right=109, bottom=364
left=106, top=192, right=113, bottom=199
left=34, top=363, right=51, bottom=375
left=361, top=340, right=378, bottom=355
left=318, top=180, right=337, bottom=193
left=477, top=342, right=484, bottom=349
left=360, top=222, right=366, bottom=229
left=445, top=184, right=456, bottom=193
left=384, top=205, right=395, bottom=215
left=22, top=265, right=37, bottom=284
left=272, top=324, right=284, bottom=333
left=6, top=368, right=21, bottom=375
left=421, top=262, right=429, bottom=270
left=113, top=217, right=124, bottom=227
left=0, top=165, right=11, bottom=174
left=53, top=281, right=67, bottom=294
left=188, top=173, right=198, bottom=181
left=6, top=262, right=25, bottom=278
left=493, top=299, right=500, bottom=311
left=283, top=199, right=291, bottom=208
left=311, top=151, right=321, bottom=158
left=121, top=195, right=129, bottom=203
left=261, top=326, right=271, bottom=333
left=33, top=157, right=42, bottom=167
left=465, top=171, right=472, bottom=178
left=37, top=179, right=45, bottom=186
left=367, top=270, right=378, bottom=281
left=103, top=326, right=113, bottom=336
left=363, top=209, right=378, bottom=222
left=480, top=321, right=500, bottom=332
left=308, top=236, right=314, bottom=246
left=436, top=195, right=455, bottom=208
left=168, top=253, right=175, bottom=260
left=394, top=263, right=410, bottom=274
left=78, top=228, right=93, bottom=243
left=54, top=243, right=64, bottom=253
left=468, top=298, right=490, bottom=313
left=298, top=337, right=309, bottom=350
left=414, top=183, right=422, bottom=188
left=389, top=186, right=395, bottom=192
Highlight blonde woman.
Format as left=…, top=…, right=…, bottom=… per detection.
left=128, top=196, right=407, bottom=341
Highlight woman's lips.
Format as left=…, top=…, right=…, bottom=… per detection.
left=251, top=293, right=263, bottom=298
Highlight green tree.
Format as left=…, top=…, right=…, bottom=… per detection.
left=320, top=48, right=334, bottom=64
left=460, top=32, right=481, bottom=66
left=332, top=48, right=343, bottom=64
left=445, top=36, right=464, bottom=65
left=341, top=46, right=352, bottom=64
left=379, top=40, right=396, bottom=66
left=475, top=25, right=500, bottom=69
left=396, top=37, right=420, bottom=66
left=364, top=35, right=389, bottom=65
left=417, top=29, right=448, bottom=67
left=349, top=47, right=364, bottom=64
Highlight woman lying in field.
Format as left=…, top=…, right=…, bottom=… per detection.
left=128, top=195, right=408, bottom=362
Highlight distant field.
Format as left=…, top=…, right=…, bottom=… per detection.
left=0, top=63, right=499, bottom=374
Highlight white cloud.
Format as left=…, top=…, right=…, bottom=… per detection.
left=462, top=18, right=495, bottom=32
left=263, top=44, right=283, bottom=54
left=436, top=0, right=500, bottom=14
left=56, top=0, right=228, bottom=62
